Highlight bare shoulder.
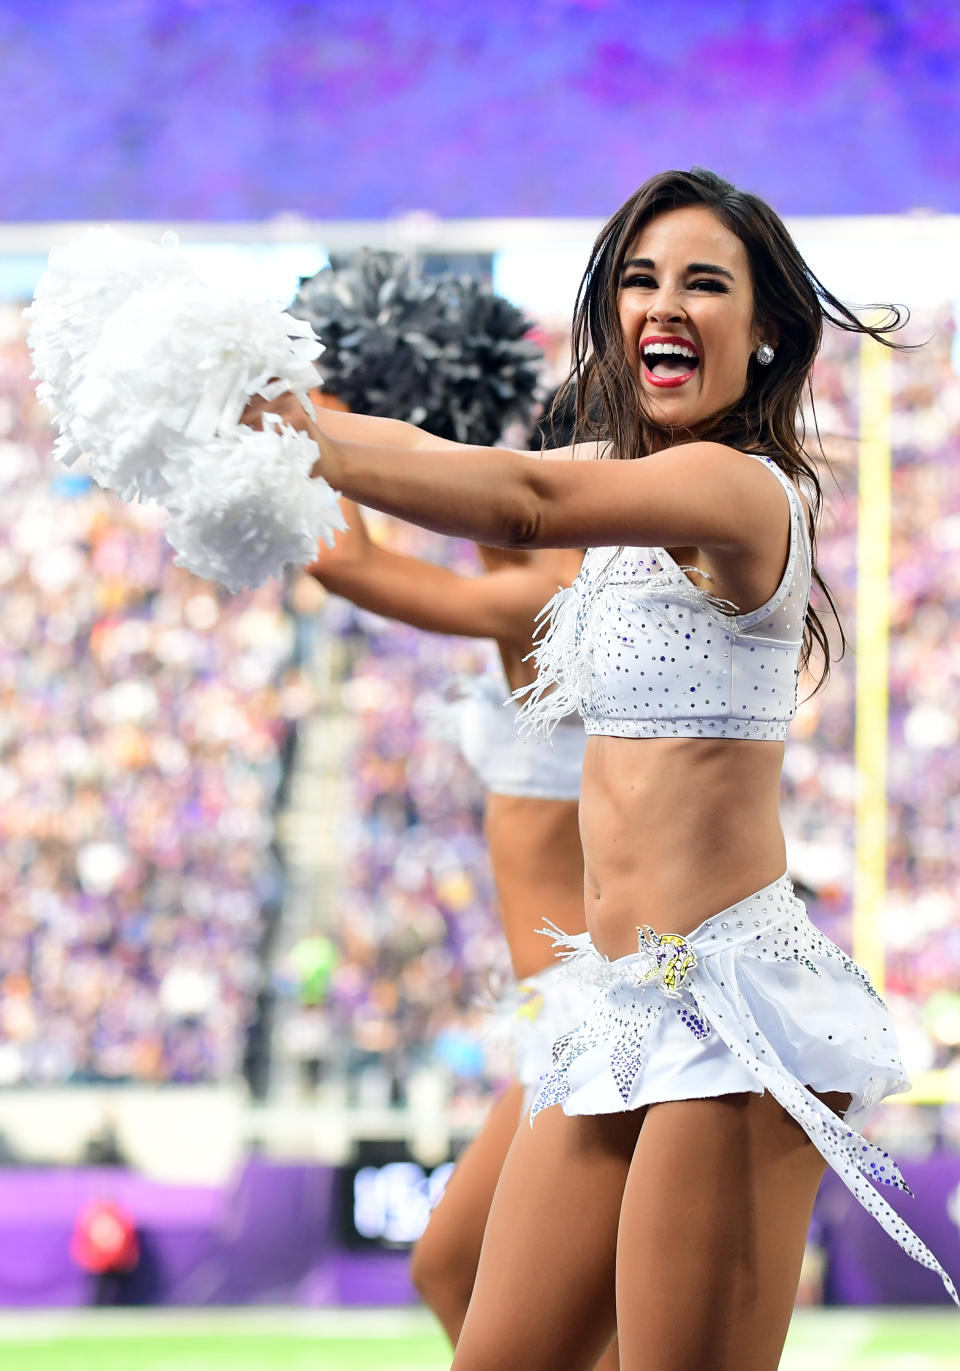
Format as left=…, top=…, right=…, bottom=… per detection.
left=663, top=442, right=803, bottom=509
left=641, top=443, right=798, bottom=558
left=651, top=440, right=762, bottom=476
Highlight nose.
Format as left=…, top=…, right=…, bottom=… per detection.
left=646, top=285, right=686, bottom=324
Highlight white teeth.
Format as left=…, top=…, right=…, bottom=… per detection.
left=642, top=340, right=697, bottom=363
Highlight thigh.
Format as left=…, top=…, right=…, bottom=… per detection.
left=616, top=1090, right=845, bottom=1371
left=453, top=1105, right=643, bottom=1371
left=413, top=1079, right=525, bottom=1281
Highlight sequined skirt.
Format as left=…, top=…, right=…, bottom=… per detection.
left=488, top=961, right=598, bottom=1112
left=530, top=873, right=957, bottom=1305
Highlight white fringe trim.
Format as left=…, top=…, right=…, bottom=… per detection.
left=514, top=559, right=738, bottom=738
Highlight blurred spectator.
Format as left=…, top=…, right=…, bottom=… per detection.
left=69, top=1196, right=140, bottom=1305
left=82, top=1122, right=129, bottom=1168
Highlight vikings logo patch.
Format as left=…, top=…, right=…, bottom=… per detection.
left=637, top=928, right=697, bottom=996
left=514, top=982, right=545, bottom=1023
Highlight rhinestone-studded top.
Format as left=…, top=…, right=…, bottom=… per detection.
left=516, top=453, right=812, bottom=741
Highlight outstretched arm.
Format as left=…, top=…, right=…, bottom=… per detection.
left=308, top=502, right=579, bottom=647
left=306, top=395, right=606, bottom=462
left=304, top=406, right=464, bottom=454
left=245, top=394, right=788, bottom=557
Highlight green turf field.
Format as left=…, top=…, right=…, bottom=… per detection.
left=0, top=1308, right=955, bottom=1370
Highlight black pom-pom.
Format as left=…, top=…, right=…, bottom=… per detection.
left=288, top=251, right=542, bottom=446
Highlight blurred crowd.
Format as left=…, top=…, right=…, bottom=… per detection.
left=2, top=300, right=959, bottom=1104
left=0, top=304, right=306, bottom=1085
left=780, top=314, right=960, bottom=1088
left=312, top=530, right=508, bottom=1110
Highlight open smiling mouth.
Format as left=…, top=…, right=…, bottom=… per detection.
left=640, top=338, right=700, bottom=389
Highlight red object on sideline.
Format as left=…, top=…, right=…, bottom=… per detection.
left=69, top=1198, right=140, bottom=1274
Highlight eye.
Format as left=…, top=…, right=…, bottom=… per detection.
left=689, top=279, right=729, bottom=293
left=621, top=274, right=655, bottom=289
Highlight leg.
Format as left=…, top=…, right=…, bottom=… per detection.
left=453, top=1105, right=643, bottom=1371
left=410, top=1080, right=525, bottom=1344
left=616, top=1090, right=848, bottom=1371
left=93, top=1271, right=119, bottom=1306
left=594, top=1337, right=621, bottom=1371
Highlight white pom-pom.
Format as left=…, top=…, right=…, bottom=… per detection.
left=27, top=226, right=323, bottom=494
left=26, top=229, right=200, bottom=470
left=66, top=278, right=323, bottom=503
left=28, top=227, right=346, bottom=591
left=164, top=422, right=347, bottom=592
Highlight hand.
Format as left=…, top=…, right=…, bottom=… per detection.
left=241, top=387, right=314, bottom=435
left=305, top=498, right=370, bottom=580
left=241, top=387, right=342, bottom=485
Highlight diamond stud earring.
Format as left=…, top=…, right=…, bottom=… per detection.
left=756, top=343, right=775, bottom=366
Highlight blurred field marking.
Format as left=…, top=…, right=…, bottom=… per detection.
left=0, top=1305, right=437, bottom=1340
left=854, top=331, right=892, bottom=999
left=783, top=1308, right=959, bottom=1369
left=0, top=1305, right=956, bottom=1338
left=782, top=1308, right=876, bottom=1369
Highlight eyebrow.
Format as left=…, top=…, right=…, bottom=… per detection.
left=620, top=257, right=735, bottom=282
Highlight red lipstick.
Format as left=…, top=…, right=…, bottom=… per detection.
left=639, top=334, right=701, bottom=389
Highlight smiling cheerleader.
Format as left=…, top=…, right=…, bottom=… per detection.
left=247, top=168, right=956, bottom=1368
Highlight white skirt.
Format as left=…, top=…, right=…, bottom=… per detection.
left=529, top=873, right=957, bottom=1305
left=489, top=961, right=598, bottom=1112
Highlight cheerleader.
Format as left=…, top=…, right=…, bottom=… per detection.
left=291, top=259, right=618, bottom=1366
left=247, top=169, right=957, bottom=1368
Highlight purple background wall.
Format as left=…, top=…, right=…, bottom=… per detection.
left=0, top=0, right=958, bottom=221
left=0, top=1163, right=416, bottom=1307
left=1, top=1157, right=957, bottom=1307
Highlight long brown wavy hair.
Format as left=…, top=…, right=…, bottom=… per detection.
left=554, top=167, right=908, bottom=689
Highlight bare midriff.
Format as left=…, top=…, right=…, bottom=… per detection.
left=579, top=734, right=787, bottom=961
left=484, top=792, right=586, bottom=980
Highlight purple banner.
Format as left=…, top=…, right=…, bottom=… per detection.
left=0, top=1154, right=956, bottom=1306
left=0, top=1163, right=399, bottom=1308
left=818, top=1155, right=960, bottom=1306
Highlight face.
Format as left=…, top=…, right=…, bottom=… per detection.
left=617, top=205, right=767, bottom=430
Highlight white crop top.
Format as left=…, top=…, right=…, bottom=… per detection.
left=456, top=667, right=586, bottom=800
left=515, top=454, right=812, bottom=742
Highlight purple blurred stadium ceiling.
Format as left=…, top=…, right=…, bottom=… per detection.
left=0, top=0, right=958, bottom=221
